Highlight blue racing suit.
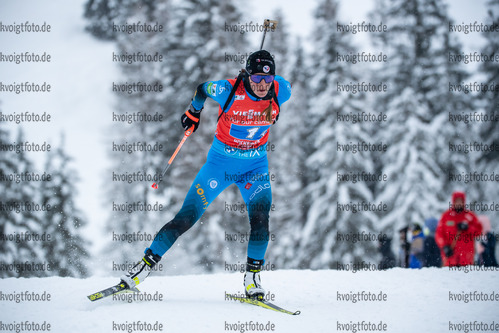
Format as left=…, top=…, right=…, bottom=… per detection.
left=148, top=75, right=291, bottom=262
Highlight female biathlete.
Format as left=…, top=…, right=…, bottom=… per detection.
left=120, top=50, right=292, bottom=299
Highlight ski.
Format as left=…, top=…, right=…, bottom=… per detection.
left=87, top=282, right=139, bottom=302
left=225, top=292, right=300, bottom=315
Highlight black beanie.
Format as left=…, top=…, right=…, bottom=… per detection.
left=246, top=50, right=275, bottom=75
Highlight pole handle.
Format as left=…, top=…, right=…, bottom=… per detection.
left=260, top=19, right=278, bottom=50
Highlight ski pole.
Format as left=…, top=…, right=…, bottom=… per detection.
left=151, top=125, right=195, bottom=189
left=259, top=19, right=278, bottom=50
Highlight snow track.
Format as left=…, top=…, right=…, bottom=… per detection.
left=1, top=268, right=498, bottom=332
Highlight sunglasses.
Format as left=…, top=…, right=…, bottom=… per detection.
left=249, top=74, right=275, bottom=83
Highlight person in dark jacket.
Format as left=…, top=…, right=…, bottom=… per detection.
left=422, top=217, right=442, bottom=267
left=397, top=226, right=410, bottom=268
left=477, top=215, right=498, bottom=267
left=379, top=235, right=396, bottom=269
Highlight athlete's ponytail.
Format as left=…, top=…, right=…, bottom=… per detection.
left=264, top=101, right=273, bottom=123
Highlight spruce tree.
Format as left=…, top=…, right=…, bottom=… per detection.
left=0, top=123, right=22, bottom=277
left=268, top=38, right=312, bottom=269
left=84, top=0, right=156, bottom=40
left=0, top=128, right=45, bottom=277
left=478, top=0, right=499, bottom=222
left=298, top=0, right=377, bottom=269
left=369, top=0, right=480, bottom=234
left=12, top=129, right=44, bottom=277
left=40, top=135, right=90, bottom=277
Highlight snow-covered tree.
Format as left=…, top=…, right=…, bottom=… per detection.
left=0, top=123, right=13, bottom=273
left=369, top=0, right=480, bottom=234
left=293, top=0, right=378, bottom=269
left=477, top=0, right=499, bottom=222
left=40, top=135, right=90, bottom=277
left=84, top=0, right=156, bottom=40
left=0, top=128, right=45, bottom=277
left=0, top=124, right=25, bottom=277
left=268, top=38, right=312, bottom=269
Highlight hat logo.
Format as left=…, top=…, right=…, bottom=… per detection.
left=263, top=65, right=270, bottom=73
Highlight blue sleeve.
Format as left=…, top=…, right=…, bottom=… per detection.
left=275, top=75, right=291, bottom=106
left=191, top=80, right=233, bottom=111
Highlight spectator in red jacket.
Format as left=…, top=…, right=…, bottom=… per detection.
left=435, top=191, right=483, bottom=267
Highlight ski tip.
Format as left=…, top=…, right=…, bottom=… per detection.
left=151, top=183, right=158, bottom=189
left=87, top=292, right=103, bottom=302
left=293, top=310, right=301, bottom=315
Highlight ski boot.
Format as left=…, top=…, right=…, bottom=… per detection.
left=120, top=248, right=161, bottom=289
left=244, top=258, right=265, bottom=300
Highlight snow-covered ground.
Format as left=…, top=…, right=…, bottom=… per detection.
left=1, top=268, right=498, bottom=333
left=1, top=2, right=496, bottom=333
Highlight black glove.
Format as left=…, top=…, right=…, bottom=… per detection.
left=181, top=105, right=202, bottom=132
left=457, top=222, right=469, bottom=231
left=443, top=245, right=454, bottom=258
